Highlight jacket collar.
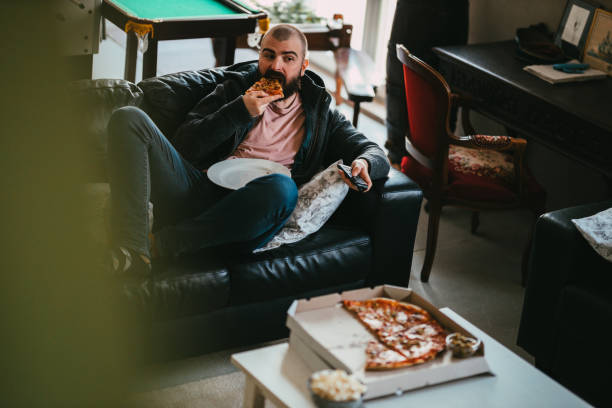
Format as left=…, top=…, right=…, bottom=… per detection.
left=300, top=70, right=330, bottom=110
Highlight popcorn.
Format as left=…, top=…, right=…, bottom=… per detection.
left=309, top=369, right=366, bottom=401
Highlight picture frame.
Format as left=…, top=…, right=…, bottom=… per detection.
left=583, top=8, right=612, bottom=75
left=554, top=0, right=597, bottom=59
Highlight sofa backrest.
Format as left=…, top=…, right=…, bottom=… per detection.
left=72, top=68, right=225, bottom=182
left=75, top=65, right=249, bottom=182
left=70, top=79, right=142, bottom=181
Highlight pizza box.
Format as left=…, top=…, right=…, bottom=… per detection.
left=286, top=285, right=491, bottom=400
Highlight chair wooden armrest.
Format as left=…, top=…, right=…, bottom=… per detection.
left=333, top=47, right=379, bottom=127
left=449, top=133, right=527, bottom=154
left=447, top=92, right=527, bottom=195
left=449, top=93, right=526, bottom=153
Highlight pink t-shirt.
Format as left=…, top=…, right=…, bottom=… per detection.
left=231, top=94, right=305, bottom=168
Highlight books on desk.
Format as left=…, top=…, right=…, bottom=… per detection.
left=523, top=60, right=607, bottom=84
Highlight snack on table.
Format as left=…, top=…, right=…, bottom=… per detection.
left=309, top=369, right=366, bottom=402
left=446, top=332, right=480, bottom=358
left=342, top=298, right=447, bottom=370
left=246, top=77, right=284, bottom=97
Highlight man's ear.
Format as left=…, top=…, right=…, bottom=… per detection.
left=301, top=58, right=309, bottom=76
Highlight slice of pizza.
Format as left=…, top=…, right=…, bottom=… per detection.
left=364, top=340, right=412, bottom=370
left=343, top=298, right=447, bottom=370
left=246, top=77, right=284, bottom=97
left=378, top=322, right=447, bottom=366
left=342, top=298, right=431, bottom=334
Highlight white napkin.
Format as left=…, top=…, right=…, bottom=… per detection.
left=572, top=207, right=612, bottom=262
left=255, top=160, right=349, bottom=252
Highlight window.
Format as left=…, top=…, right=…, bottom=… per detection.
left=308, top=0, right=396, bottom=99
left=370, top=0, right=396, bottom=100
left=255, top=0, right=367, bottom=50
left=308, top=0, right=367, bottom=50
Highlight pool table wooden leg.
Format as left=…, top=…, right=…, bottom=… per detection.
left=124, top=31, right=138, bottom=83
left=221, top=36, right=237, bottom=67
left=143, top=37, right=158, bottom=79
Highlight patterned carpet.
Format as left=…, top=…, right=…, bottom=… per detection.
left=130, top=371, right=246, bottom=408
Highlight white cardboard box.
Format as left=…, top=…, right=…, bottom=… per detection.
left=286, top=285, right=491, bottom=399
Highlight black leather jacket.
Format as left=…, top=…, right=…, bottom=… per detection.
left=172, top=61, right=389, bottom=186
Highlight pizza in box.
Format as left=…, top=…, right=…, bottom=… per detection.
left=342, top=298, right=448, bottom=370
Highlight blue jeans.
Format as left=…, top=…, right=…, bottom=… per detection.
left=107, top=106, right=298, bottom=258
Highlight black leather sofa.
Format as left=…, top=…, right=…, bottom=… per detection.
left=518, top=200, right=612, bottom=407
left=72, top=68, right=423, bottom=361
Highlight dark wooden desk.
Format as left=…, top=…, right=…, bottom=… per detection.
left=433, top=41, right=612, bottom=177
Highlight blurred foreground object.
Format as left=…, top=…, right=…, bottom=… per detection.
left=0, top=2, right=139, bottom=406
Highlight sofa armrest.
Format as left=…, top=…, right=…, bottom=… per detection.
left=518, top=200, right=612, bottom=369
left=330, top=168, right=423, bottom=286
left=529, top=201, right=612, bottom=286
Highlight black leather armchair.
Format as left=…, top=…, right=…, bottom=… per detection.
left=72, top=69, right=423, bottom=361
left=518, top=201, right=612, bottom=407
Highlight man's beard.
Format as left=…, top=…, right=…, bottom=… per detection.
left=263, top=70, right=301, bottom=100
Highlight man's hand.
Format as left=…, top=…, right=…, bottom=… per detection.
left=338, top=158, right=372, bottom=193
left=243, top=91, right=282, bottom=117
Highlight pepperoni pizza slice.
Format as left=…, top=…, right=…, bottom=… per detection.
left=246, top=77, right=284, bottom=97
left=364, top=340, right=410, bottom=370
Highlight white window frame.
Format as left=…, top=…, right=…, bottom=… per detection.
left=308, top=0, right=393, bottom=105
left=363, top=0, right=396, bottom=103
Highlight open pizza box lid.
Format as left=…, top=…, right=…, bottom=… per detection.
left=286, top=285, right=491, bottom=400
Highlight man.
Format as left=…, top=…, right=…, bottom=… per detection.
left=108, top=24, right=390, bottom=275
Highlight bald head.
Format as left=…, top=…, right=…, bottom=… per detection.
left=261, top=24, right=308, bottom=59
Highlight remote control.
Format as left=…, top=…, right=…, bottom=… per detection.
left=337, top=163, right=368, bottom=192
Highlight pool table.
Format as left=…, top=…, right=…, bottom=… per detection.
left=101, top=0, right=266, bottom=82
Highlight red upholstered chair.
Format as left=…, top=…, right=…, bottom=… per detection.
left=396, top=44, right=545, bottom=283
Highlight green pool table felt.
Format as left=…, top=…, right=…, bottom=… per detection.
left=109, top=0, right=242, bottom=20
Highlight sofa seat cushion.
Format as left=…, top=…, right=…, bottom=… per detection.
left=551, top=282, right=612, bottom=407
left=556, top=281, right=612, bottom=336
left=124, top=253, right=231, bottom=321
left=229, top=226, right=371, bottom=304
left=556, top=282, right=612, bottom=343
left=401, top=148, right=545, bottom=208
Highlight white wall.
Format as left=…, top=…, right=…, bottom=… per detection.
left=469, top=0, right=612, bottom=43
left=469, top=0, right=566, bottom=43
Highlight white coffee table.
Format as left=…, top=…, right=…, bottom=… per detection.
left=231, top=308, right=590, bottom=408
